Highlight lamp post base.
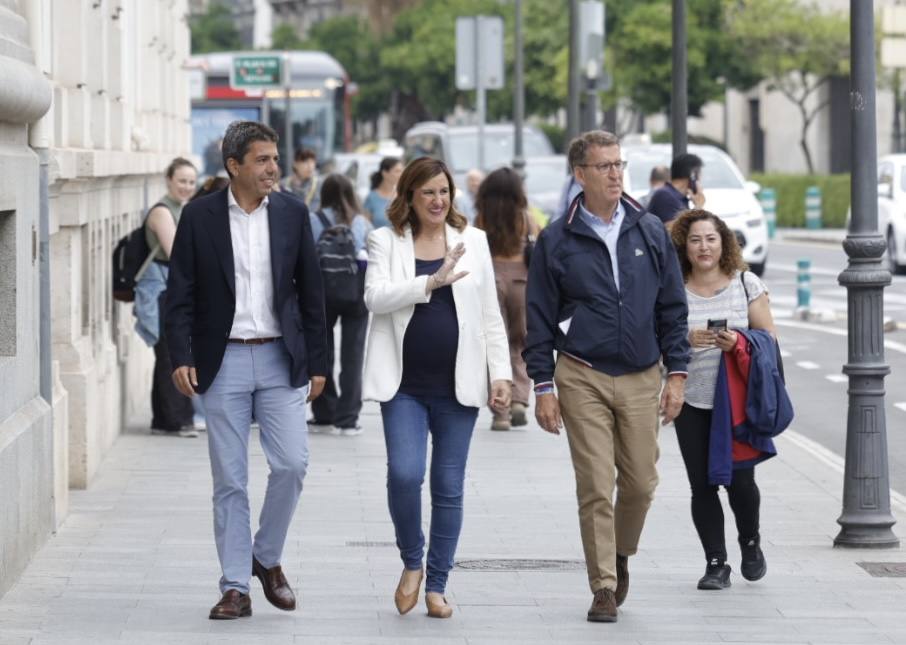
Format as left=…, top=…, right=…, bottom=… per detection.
left=834, top=516, right=900, bottom=549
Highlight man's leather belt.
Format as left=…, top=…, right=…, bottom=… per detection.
left=227, top=337, right=281, bottom=345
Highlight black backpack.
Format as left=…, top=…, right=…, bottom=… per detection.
left=313, top=210, right=363, bottom=308
left=112, top=204, right=162, bottom=302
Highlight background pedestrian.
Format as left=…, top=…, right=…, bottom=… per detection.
left=363, top=156, right=403, bottom=228
left=473, top=166, right=538, bottom=431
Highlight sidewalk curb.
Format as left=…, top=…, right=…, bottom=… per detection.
left=775, top=228, right=847, bottom=245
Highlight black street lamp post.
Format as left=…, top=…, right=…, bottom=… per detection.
left=835, top=0, right=899, bottom=549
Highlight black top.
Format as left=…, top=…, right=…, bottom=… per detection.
left=646, top=183, right=689, bottom=224
left=398, top=258, right=459, bottom=398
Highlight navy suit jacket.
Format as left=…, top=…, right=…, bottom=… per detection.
left=165, top=187, right=328, bottom=394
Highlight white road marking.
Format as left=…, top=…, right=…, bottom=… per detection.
left=797, top=361, right=820, bottom=370
left=825, top=374, right=848, bottom=383
left=895, top=402, right=906, bottom=413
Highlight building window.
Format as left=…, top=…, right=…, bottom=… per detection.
left=0, top=210, right=15, bottom=356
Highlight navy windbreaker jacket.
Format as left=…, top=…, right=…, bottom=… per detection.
left=523, top=193, right=690, bottom=384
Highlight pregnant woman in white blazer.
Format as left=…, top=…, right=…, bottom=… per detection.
left=362, top=157, right=512, bottom=619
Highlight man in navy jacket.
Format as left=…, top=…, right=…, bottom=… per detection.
left=524, top=130, right=690, bottom=623
left=166, top=121, right=328, bottom=620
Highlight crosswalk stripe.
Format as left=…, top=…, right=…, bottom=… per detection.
left=797, top=361, right=820, bottom=370
left=894, top=403, right=906, bottom=413
left=825, top=374, right=848, bottom=383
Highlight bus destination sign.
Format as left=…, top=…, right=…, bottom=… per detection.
left=230, top=55, right=284, bottom=89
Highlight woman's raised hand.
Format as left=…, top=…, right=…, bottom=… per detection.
left=688, top=328, right=717, bottom=348
left=429, top=242, right=469, bottom=289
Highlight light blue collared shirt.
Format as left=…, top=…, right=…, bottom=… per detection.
left=578, top=199, right=625, bottom=291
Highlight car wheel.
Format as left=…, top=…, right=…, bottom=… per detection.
left=887, top=229, right=905, bottom=275
left=749, top=259, right=766, bottom=277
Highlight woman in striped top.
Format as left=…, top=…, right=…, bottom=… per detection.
left=670, top=209, right=776, bottom=592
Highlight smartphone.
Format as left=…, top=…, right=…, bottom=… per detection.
left=707, top=318, right=728, bottom=332
left=689, top=170, right=699, bottom=194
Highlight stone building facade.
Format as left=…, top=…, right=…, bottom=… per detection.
left=0, top=0, right=191, bottom=597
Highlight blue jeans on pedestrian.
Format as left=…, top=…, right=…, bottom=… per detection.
left=380, top=392, right=479, bottom=594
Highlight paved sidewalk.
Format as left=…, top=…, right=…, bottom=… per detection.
left=1, top=402, right=906, bottom=645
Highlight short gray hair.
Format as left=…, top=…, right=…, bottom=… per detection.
left=567, top=130, right=620, bottom=172
left=222, top=121, right=279, bottom=177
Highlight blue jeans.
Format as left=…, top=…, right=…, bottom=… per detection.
left=380, top=392, right=479, bottom=594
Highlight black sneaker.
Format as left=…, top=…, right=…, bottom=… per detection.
left=739, top=535, right=767, bottom=581
left=697, top=558, right=731, bottom=590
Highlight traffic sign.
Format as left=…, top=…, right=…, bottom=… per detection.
left=455, top=16, right=504, bottom=90
left=230, top=55, right=284, bottom=90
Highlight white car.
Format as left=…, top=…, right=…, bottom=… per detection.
left=622, top=144, right=769, bottom=275
left=874, top=154, right=906, bottom=274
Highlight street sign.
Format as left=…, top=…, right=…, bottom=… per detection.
left=455, top=16, right=504, bottom=90
left=230, top=55, right=284, bottom=90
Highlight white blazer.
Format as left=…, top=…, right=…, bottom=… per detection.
left=362, top=223, right=512, bottom=407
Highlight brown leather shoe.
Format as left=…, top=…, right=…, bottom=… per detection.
left=587, top=588, right=618, bottom=623
left=252, top=557, right=296, bottom=611
left=394, top=568, right=423, bottom=615
left=615, top=554, right=629, bottom=607
left=209, top=589, right=252, bottom=620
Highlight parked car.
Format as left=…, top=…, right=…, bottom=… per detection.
left=868, top=154, right=906, bottom=274
left=523, top=155, right=569, bottom=222
left=403, top=121, right=554, bottom=187
left=622, top=143, right=769, bottom=275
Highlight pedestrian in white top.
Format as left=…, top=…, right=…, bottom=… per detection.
left=669, top=209, right=776, bottom=592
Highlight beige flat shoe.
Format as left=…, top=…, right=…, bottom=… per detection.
left=394, top=568, right=423, bottom=615
left=425, top=591, right=453, bottom=618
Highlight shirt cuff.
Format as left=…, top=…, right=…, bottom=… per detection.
left=666, top=371, right=688, bottom=378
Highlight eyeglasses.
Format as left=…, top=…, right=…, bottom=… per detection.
left=578, top=160, right=628, bottom=174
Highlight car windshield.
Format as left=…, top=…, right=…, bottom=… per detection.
left=625, top=148, right=744, bottom=192
left=448, top=130, right=553, bottom=173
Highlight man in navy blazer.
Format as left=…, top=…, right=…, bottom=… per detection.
left=166, top=120, right=328, bottom=620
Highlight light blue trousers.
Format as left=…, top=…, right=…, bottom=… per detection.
left=201, top=341, right=310, bottom=594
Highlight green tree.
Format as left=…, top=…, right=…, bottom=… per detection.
left=726, top=0, right=849, bottom=172
left=303, top=16, right=392, bottom=125
left=190, top=3, right=242, bottom=54
left=271, top=23, right=305, bottom=50
left=607, top=1, right=720, bottom=118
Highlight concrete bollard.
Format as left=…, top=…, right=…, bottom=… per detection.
left=797, top=258, right=812, bottom=310
left=759, top=187, right=777, bottom=239
left=805, top=185, right=822, bottom=230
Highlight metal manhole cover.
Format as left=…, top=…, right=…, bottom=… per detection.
left=455, top=559, right=585, bottom=571
left=857, top=562, right=906, bottom=577
left=345, top=540, right=397, bottom=547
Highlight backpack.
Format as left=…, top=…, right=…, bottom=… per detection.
left=313, top=210, right=362, bottom=308
left=111, top=203, right=164, bottom=302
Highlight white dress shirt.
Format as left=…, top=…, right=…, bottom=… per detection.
left=227, top=188, right=282, bottom=339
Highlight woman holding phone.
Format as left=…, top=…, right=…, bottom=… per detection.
left=670, top=209, right=776, bottom=592
left=362, top=157, right=512, bottom=618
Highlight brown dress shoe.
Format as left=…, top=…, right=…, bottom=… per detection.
left=394, top=568, right=423, bottom=615
left=587, top=588, right=618, bottom=623
left=252, top=557, right=296, bottom=610
left=615, top=554, right=629, bottom=607
left=209, top=589, right=252, bottom=620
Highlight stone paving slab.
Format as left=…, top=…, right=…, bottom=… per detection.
left=1, top=402, right=905, bottom=644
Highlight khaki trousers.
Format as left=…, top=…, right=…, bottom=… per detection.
left=554, top=357, right=660, bottom=593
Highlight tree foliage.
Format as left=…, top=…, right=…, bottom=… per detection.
left=190, top=3, right=242, bottom=54
left=726, top=0, right=849, bottom=172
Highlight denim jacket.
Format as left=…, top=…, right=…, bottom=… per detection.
left=133, top=261, right=168, bottom=347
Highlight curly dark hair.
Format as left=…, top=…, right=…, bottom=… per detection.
left=474, top=167, right=528, bottom=257
left=670, top=209, right=747, bottom=279
left=386, top=157, right=467, bottom=237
